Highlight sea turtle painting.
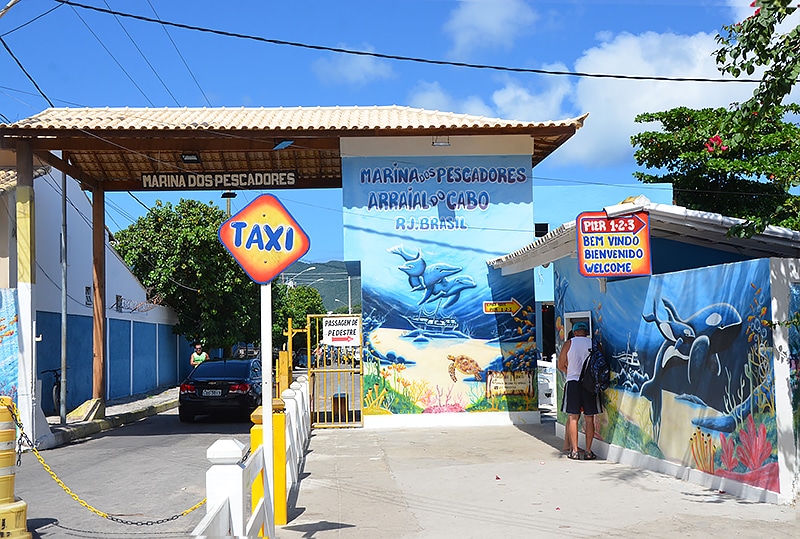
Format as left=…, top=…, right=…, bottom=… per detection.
left=447, top=354, right=483, bottom=382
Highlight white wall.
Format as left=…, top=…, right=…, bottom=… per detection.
left=32, top=172, right=176, bottom=324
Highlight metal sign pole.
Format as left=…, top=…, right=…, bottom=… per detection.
left=261, top=282, right=275, bottom=538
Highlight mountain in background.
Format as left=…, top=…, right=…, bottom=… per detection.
left=283, top=260, right=361, bottom=313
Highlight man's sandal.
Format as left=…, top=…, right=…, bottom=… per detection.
left=567, top=450, right=584, bottom=460
left=584, top=451, right=597, bottom=460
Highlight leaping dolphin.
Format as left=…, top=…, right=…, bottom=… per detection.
left=418, top=263, right=462, bottom=305
left=389, top=244, right=427, bottom=291
left=425, top=275, right=476, bottom=308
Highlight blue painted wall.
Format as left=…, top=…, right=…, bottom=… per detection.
left=108, top=319, right=131, bottom=400
left=158, top=324, right=178, bottom=386
left=133, top=322, right=156, bottom=394
left=36, top=311, right=183, bottom=411
left=36, top=311, right=94, bottom=412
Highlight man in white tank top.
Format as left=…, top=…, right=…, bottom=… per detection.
left=557, top=321, right=600, bottom=460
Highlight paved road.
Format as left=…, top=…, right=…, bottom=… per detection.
left=278, top=418, right=797, bottom=539
left=16, top=406, right=798, bottom=538
left=17, top=408, right=249, bottom=538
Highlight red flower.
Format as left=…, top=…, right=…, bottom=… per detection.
left=705, top=135, right=728, bottom=153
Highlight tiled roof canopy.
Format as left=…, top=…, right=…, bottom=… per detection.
left=0, top=167, right=51, bottom=193
left=0, top=106, right=587, bottom=191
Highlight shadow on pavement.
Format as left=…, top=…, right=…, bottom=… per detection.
left=281, top=520, right=356, bottom=536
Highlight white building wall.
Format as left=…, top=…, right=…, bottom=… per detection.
left=32, top=173, right=176, bottom=325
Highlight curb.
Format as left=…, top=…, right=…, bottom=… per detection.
left=48, top=399, right=179, bottom=447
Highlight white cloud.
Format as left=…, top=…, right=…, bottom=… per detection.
left=552, top=31, right=759, bottom=166
left=491, top=68, right=573, bottom=122
left=725, top=0, right=759, bottom=24
left=312, top=44, right=394, bottom=85
left=444, top=0, right=537, bottom=58
left=408, top=81, right=494, bottom=117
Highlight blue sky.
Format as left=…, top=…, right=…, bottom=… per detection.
left=1, top=0, right=796, bottom=262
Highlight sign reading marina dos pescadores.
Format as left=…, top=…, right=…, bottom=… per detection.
left=577, top=211, right=651, bottom=278
left=141, top=170, right=297, bottom=190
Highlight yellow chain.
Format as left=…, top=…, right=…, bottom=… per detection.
left=6, top=400, right=207, bottom=523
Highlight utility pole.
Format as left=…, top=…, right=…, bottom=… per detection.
left=0, top=0, right=22, bottom=21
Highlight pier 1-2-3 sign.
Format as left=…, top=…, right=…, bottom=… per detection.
left=576, top=211, right=651, bottom=278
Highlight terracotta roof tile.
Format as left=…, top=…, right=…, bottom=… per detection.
left=3, top=106, right=587, bottom=132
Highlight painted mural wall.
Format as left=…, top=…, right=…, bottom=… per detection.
left=789, top=283, right=799, bottom=452
left=0, top=289, right=19, bottom=403
left=342, top=148, right=541, bottom=415
left=555, top=257, right=779, bottom=493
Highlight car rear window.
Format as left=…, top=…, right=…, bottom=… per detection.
left=194, top=360, right=250, bottom=378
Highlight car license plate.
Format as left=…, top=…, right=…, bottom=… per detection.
left=202, top=389, right=222, bottom=397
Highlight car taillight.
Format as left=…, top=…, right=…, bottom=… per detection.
left=180, top=383, right=195, bottom=395
left=229, top=383, right=250, bottom=394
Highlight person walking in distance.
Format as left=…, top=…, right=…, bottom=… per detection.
left=557, top=322, right=600, bottom=460
left=190, top=343, right=209, bottom=367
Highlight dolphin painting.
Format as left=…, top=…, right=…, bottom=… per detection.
left=424, top=275, right=476, bottom=308
left=418, top=263, right=462, bottom=305
left=640, top=297, right=742, bottom=439
left=389, top=244, right=426, bottom=291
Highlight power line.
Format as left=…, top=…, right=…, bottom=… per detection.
left=146, top=0, right=211, bottom=107
left=68, top=4, right=155, bottom=106
left=0, top=36, right=53, bottom=106
left=57, top=0, right=764, bottom=85
left=102, top=0, right=180, bottom=106
left=0, top=3, right=62, bottom=37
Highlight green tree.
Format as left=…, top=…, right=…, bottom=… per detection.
left=633, top=2, right=800, bottom=234
left=632, top=105, right=800, bottom=235
left=113, top=199, right=260, bottom=349
left=271, top=282, right=326, bottom=352
left=114, top=199, right=328, bottom=353
left=715, top=0, right=799, bottom=138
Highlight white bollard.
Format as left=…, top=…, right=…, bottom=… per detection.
left=291, top=379, right=310, bottom=440
left=281, top=389, right=301, bottom=485
left=205, top=439, right=248, bottom=537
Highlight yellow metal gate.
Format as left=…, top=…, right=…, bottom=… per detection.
left=307, top=314, right=363, bottom=428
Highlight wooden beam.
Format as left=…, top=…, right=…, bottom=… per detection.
left=95, top=175, right=344, bottom=192
left=92, top=184, right=106, bottom=403
left=7, top=133, right=342, bottom=152
left=2, top=124, right=578, bottom=150
left=33, top=150, right=98, bottom=190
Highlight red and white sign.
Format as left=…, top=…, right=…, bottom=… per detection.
left=218, top=194, right=310, bottom=284
left=321, top=316, right=361, bottom=347
left=576, top=211, right=651, bottom=278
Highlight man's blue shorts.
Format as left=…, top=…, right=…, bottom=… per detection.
left=562, top=380, right=602, bottom=416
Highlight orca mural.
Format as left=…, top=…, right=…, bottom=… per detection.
left=555, top=258, right=779, bottom=492
left=343, top=154, right=541, bottom=415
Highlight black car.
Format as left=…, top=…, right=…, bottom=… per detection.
left=178, top=358, right=262, bottom=422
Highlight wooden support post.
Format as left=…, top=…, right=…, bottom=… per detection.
left=92, top=184, right=106, bottom=403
